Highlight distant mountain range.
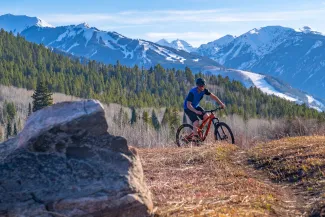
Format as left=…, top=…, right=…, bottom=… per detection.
left=0, top=13, right=52, bottom=35
left=156, top=39, right=196, bottom=53
left=198, top=26, right=325, bottom=99
left=203, top=67, right=325, bottom=111
left=0, top=14, right=220, bottom=72
left=0, top=13, right=324, bottom=111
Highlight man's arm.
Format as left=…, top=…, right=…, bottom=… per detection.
left=186, top=92, right=202, bottom=114
left=210, top=93, right=225, bottom=108
left=187, top=101, right=202, bottom=115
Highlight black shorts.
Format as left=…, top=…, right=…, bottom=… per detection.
left=184, top=106, right=205, bottom=123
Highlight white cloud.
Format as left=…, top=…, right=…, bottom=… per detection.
left=42, top=8, right=325, bottom=26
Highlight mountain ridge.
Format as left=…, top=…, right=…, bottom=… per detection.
left=0, top=13, right=221, bottom=71
left=198, top=25, right=325, bottom=99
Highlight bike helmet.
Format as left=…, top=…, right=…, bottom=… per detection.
left=196, top=78, right=206, bottom=86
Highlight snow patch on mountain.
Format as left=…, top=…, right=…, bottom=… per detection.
left=305, top=41, right=323, bottom=55
left=240, top=26, right=292, bottom=57
left=66, top=42, right=79, bottom=52
left=90, top=50, right=97, bottom=57
left=203, top=67, right=325, bottom=111
left=197, top=35, right=235, bottom=59
left=0, top=14, right=53, bottom=35
left=156, top=39, right=196, bottom=52
left=204, top=67, right=296, bottom=101
left=306, top=95, right=324, bottom=112
left=295, top=26, right=323, bottom=35
left=238, top=70, right=296, bottom=101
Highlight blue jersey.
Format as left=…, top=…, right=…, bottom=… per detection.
left=183, top=87, right=211, bottom=109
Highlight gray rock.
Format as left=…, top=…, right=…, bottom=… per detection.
left=0, top=100, right=153, bottom=217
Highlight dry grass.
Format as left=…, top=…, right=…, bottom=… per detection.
left=249, top=136, right=325, bottom=215
left=139, top=142, right=302, bottom=216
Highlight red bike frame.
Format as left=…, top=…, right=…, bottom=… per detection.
left=197, top=112, right=217, bottom=141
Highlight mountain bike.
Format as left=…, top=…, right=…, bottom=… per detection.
left=176, top=107, right=235, bottom=147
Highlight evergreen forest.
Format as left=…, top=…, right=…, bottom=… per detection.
left=0, top=29, right=324, bottom=121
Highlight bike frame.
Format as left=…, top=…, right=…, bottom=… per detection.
left=197, top=112, right=219, bottom=141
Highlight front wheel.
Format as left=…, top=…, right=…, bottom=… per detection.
left=214, top=122, right=235, bottom=144
left=176, top=124, right=196, bottom=147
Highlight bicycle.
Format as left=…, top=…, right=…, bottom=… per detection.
left=176, top=107, right=235, bottom=147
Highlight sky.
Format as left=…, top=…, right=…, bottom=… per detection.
left=1, top=0, right=325, bottom=47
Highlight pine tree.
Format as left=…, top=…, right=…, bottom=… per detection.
left=32, top=81, right=53, bottom=112
left=130, top=107, right=137, bottom=125
left=6, top=121, right=12, bottom=139
left=161, top=108, right=171, bottom=126
left=5, top=102, right=16, bottom=121
left=114, top=107, right=129, bottom=127
left=143, top=111, right=149, bottom=124
left=13, top=122, right=17, bottom=136
left=169, top=108, right=180, bottom=131
left=28, top=103, right=32, bottom=116
left=151, top=110, right=160, bottom=131
left=122, top=111, right=129, bottom=126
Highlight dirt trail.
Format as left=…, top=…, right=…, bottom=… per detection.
left=232, top=150, right=307, bottom=216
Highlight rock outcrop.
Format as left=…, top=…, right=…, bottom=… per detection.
left=0, top=100, right=153, bottom=217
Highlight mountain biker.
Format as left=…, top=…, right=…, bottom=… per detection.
left=183, top=78, right=225, bottom=140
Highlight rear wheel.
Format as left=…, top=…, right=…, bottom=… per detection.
left=214, top=122, right=235, bottom=144
left=176, top=124, right=198, bottom=147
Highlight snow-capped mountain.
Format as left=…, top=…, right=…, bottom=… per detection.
left=156, top=39, right=171, bottom=47
left=156, top=39, right=196, bottom=52
left=198, top=26, right=325, bottom=99
left=204, top=67, right=325, bottom=111
left=9, top=19, right=220, bottom=71
left=0, top=14, right=52, bottom=35
left=197, top=35, right=235, bottom=57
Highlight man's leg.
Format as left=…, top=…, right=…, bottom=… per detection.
left=203, top=113, right=210, bottom=121
left=185, top=109, right=200, bottom=136
left=196, top=106, right=209, bottom=123
left=193, top=120, right=200, bottom=136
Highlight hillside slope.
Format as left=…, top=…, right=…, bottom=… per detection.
left=139, top=137, right=325, bottom=216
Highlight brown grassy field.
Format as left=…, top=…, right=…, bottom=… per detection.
left=249, top=136, right=325, bottom=216
left=139, top=142, right=305, bottom=216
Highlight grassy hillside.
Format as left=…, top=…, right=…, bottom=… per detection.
left=139, top=137, right=325, bottom=216
left=139, top=143, right=304, bottom=216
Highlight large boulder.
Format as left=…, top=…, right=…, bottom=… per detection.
left=0, top=100, right=153, bottom=217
